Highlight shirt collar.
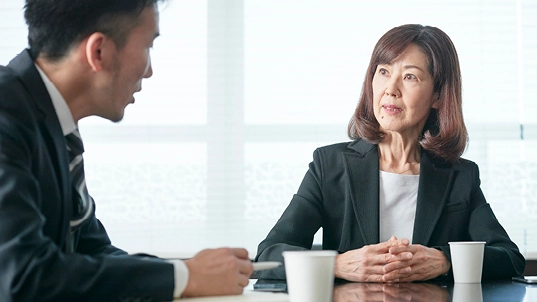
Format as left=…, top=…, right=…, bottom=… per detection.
left=34, top=63, right=77, bottom=136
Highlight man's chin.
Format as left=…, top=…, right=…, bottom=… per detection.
left=110, top=113, right=125, bottom=123
left=100, top=110, right=125, bottom=123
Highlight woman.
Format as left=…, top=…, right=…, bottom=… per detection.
left=255, top=24, right=525, bottom=282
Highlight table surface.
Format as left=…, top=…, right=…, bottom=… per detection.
left=178, top=278, right=537, bottom=301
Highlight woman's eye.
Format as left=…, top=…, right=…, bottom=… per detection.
left=379, top=68, right=389, bottom=76
left=404, top=74, right=417, bottom=80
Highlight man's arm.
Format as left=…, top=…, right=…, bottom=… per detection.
left=182, top=248, right=254, bottom=298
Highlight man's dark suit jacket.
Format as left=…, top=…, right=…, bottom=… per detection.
left=255, top=139, right=525, bottom=280
left=0, top=50, right=175, bottom=301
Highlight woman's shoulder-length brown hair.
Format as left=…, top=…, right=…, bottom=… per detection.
left=347, top=24, right=468, bottom=162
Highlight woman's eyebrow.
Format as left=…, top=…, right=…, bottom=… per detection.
left=402, top=64, right=425, bottom=71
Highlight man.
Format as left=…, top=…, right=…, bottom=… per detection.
left=0, top=0, right=253, bottom=300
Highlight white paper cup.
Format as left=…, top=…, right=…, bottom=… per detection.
left=283, top=250, right=337, bottom=302
left=448, top=241, right=485, bottom=283
left=452, top=283, right=483, bottom=302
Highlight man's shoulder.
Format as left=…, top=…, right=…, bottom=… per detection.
left=0, top=64, right=18, bottom=85
left=0, top=49, right=36, bottom=87
left=0, top=52, right=29, bottom=93
left=0, top=65, right=32, bottom=110
left=0, top=58, right=40, bottom=132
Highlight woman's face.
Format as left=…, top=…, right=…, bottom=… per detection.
left=372, top=43, right=438, bottom=139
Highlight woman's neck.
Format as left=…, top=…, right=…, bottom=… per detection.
left=377, top=136, right=421, bottom=175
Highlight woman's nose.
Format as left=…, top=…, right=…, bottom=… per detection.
left=384, top=78, right=400, bottom=97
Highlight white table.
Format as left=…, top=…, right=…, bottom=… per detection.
left=177, top=279, right=289, bottom=301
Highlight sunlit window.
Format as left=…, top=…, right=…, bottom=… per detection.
left=2, top=0, right=536, bottom=259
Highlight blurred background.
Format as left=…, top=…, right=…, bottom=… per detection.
left=1, top=0, right=536, bottom=259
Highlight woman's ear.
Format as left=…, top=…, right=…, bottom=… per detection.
left=431, top=92, right=440, bottom=109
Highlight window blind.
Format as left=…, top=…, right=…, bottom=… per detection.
left=1, top=0, right=536, bottom=259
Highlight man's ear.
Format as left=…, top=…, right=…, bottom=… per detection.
left=85, top=32, right=113, bottom=72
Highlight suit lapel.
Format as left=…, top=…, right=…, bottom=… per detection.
left=8, top=50, right=72, bottom=245
left=344, top=140, right=380, bottom=244
left=412, top=152, right=454, bottom=245
left=344, top=140, right=455, bottom=246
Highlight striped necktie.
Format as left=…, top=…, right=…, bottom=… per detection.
left=65, top=128, right=93, bottom=252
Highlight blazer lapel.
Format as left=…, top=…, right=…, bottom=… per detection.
left=344, top=140, right=380, bottom=244
left=8, top=50, right=72, bottom=245
left=344, top=140, right=455, bottom=246
left=412, top=152, right=454, bottom=245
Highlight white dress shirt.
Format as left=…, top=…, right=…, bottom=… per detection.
left=34, top=64, right=188, bottom=298
left=379, top=171, right=419, bottom=243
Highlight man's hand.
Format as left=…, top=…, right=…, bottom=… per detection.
left=334, top=236, right=412, bottom=282
left=182, top=247, right=253, bottom=297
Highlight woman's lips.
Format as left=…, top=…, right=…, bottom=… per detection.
left=382, top=104, right=402, bottom=114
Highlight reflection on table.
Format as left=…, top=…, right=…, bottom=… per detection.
left=179, top=279, right=536, bottom=301
left=332, top=280, right=531, bottom=302
left=333, top=282, right=450, bottom=302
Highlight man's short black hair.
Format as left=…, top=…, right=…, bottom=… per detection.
left=24, top=0, right=165, bottom=61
